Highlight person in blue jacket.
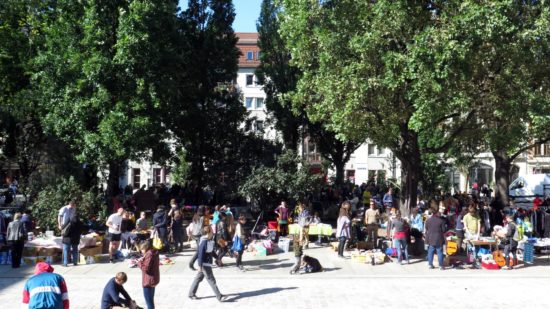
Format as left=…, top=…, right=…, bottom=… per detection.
left=188, top=225, right=228, bottom=302
left=101, top=272, right=136, bottom=309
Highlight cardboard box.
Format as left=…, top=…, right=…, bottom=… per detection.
left=357, top=241, right=373, bottom=250
left=38, top=247, right=62, bottom=257
left=22, top=246, right=38, bottom=257
left=80, top=246, right=102, bottom=257
left=79, top=253, right=110, bottom=264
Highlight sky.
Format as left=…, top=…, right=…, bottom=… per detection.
left=178, top=0, right=263, bottom=33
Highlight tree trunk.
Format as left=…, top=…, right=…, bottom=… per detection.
left=397, top=127, right=422, bottom=215
left=334, top=158, right=345, bottom=187
left=106, top=161, right=122, bottom=199
left=492, top=151, right=511, bottom=209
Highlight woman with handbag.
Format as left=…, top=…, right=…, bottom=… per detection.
left=215, top=211, right=229, bottom=266
left=138, top=241, right=160, bottom=309
left=232, top=214, right=247, bottom=271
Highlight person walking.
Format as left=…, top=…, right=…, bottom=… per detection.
left=425, top=209, right=447, bottom=270
left=336, top=202, right=351, bottom=258
left=364, top=201, right=380, bottom=247
left=188, top=225, right=227, bottom=302
left=214, top=211, right=229, bottom=266
left=61, top=215, right=83, bottom=267
left=233, top=214, right=247, bottom=271
left=189, top=206, right=205, bottom=270
left=101, top=272, right=136, bottom=309
left=22, top=262, right=69, bottom=309
left=106, top=207, right=124, bottom=263
left=138, top=241, right=159, bottom=309
left=7, top=212, right=26, bottom=268
left=391, top=211, right=410, bottom=264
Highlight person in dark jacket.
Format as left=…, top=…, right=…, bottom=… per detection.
left=7, top=212, right=26, bottom=268
left=501, top=214, right=518, bottom=270
left=425, top=209, right=447, bottom=270
left=61, top=215, right=83, bottom=267
left=101, top=272, right=135, bottom=309
left=188, top=225, right=227, bottom=302
left=152, top=206, right=168, bottom=252
left=170, top=210, right=184, bottom=252
left=214, top=211, right=228, bottom=266
left=138, top=241, right=159, bottom=309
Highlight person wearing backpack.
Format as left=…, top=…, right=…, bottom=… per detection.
left=501, top=214, right=519, bottom=270
left=189, top=206, right=205, bottom=270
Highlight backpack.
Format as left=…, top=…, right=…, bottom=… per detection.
left=511, top=223, right=521, bottom=242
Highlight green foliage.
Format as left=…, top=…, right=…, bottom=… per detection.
left=32, top=177, right=104, bottom=232
left=239, top=150, right=322, bottom=210
left=170, top=149, right=190, bottom=186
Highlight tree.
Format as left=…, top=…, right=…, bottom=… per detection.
left=257, top=0, right=361, bottom=186
left=35, top=0, right=178, bottom=199
left=279, top=0, right=476, bottom=211
left=415, top=1, right=550, bottom=207
left=239, top=149, right=322, bottom=211
left=170, top=0, right=247, bottom=192
left=256, top=0, right=306, bottom=151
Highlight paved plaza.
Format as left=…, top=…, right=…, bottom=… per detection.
left=1, top=245, right=549, bottom=309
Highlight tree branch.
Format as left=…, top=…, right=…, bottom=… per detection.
left=509, top=137, right=550, bottom=161
left=425, top=109, right=476, bottom=153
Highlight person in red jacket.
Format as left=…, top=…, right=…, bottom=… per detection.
left=138, top=241, right=159, bottom=309
left=23, top=262, right=69, bottom=309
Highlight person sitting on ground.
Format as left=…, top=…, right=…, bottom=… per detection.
left=301, top=255, right=323, bottom=273
left=136, top=212, right=148, bottom=232
left=101, top=272, right=136, bottom=309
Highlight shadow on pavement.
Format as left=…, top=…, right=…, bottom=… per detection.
left=227, top=286, right=298, bottom=302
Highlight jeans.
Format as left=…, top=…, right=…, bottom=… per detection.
left=10, top=240, right=24, bottom=268
left=393, top=238, right=409, bottom=263
left=236, top=250, right=244, bottom=267
left=337, top=236, right=347, bottom=256
left=63, top=243, right=79, bottom=266
left=143, top=287, right=155, bottom=309
left=188, top=266, right=222, bottom=299
left=189, top=237, right=200, bottom=268
left=427, top=245, right=444, bottom=268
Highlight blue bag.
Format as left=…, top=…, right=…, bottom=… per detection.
left=231, top=235, right=243, bottom=252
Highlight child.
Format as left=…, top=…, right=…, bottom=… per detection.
left=290, top=234, right=303, bottom=275
left=301, top=255, right=323, bottom=273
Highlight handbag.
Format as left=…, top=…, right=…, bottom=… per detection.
left=151, top=229, right=163, bottom=250
left=231, top=235, right=243, bottom=252
left=217, top=238, right=227, bottom=248
left=61, top=222, right=72, bottom=237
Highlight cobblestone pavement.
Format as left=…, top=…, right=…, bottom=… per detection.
left=1, top=245, right=549, bottom=308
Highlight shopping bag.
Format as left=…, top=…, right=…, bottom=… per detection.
left=231, top=235, right=243, bottom=252
left=151, top=229, right=163, bottom=251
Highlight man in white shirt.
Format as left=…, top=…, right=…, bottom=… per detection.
left=106, top=207, right=124, bottom=263
left=58, top=200, right=76, bottom=231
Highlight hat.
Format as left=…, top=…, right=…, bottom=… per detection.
left=35, top=262, right=54, bottom=275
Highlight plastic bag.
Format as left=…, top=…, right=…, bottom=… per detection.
left=231, top=235, right=243, bottom=252
left=151, top=229, right=163, bottom=251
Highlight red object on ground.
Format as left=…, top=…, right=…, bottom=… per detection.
left=268, top=221, right=279, bottom=230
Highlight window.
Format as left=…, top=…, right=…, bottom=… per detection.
left=246, top=74, right=254, bottom=86
left=153, top=168, right=162, bottom=184
left=377, top=147, right=385, bottom=155
left=255, top=121, right=264, bottom=133
left=534, top=144, right=542, bottom=156
left=545, top=144, right=550, bottom=156
left=257, top=51, right=261, bottom=59
left=368, top=144, right=376, bottom=155
left=132, top=168, right=141, bottom=189
left=246, top=51, right=254, bottom=60
left=245, top=97, right=253, bottom=109
left=256, top=98, right=264, bottom=109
